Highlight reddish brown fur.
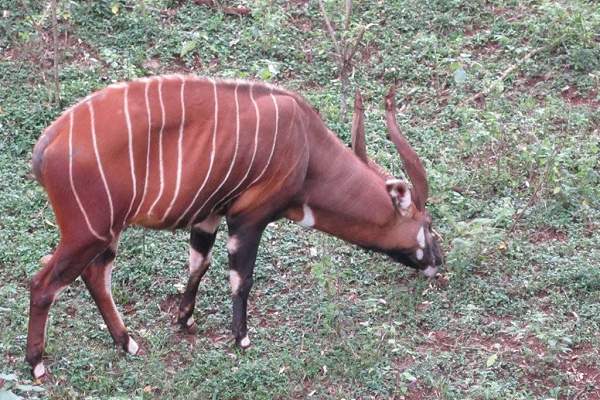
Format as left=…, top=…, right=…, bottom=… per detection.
left=27, top=75, right=440, bottom=378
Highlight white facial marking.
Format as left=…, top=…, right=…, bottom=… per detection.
left=227, top=236, right=239, bottom=254
left=417, top=226, right=425, bottom=248
left=188, top=248, right=205, bottom=274
left=422, top=266, right=438, bottom=278
left=33, top=362, right=46, bottom=379
left=416, top=248, right=424, bottom=260
left=299, top=204, right=315, bottom=227
left=240, top=335, right=251, bottom=348
left=127, top=338, right=139, bottom=355
left=186, top=316, right=195, bottom=327
left=399, top=189, right=412, bottom=210
left=229, top=270, right=241, bottom=295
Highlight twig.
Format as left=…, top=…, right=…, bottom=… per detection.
left=318, top=0, right=342, bottom=59
left=506, top=150, right=556, bottom=236
left=465, top=47, right=543, bottom=105
left=51, top=0, right=61, bottom=107
left=318, top=0, right=369, bottom=122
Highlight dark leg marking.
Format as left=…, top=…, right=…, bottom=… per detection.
left=177, top=228, right=217, bottom=330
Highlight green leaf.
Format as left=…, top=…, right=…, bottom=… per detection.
left=111, top=2, right=120, bottom=15
left=0, top=391, right=21, bottom=400
left=486, top=353, right=498, bottom=367
left=0, top=374, right=17, bottom=382
left=401, top=371, right=417, bottom=382
left=453, top=67, right=467, bottom=84
left=180, top=41, right=197, bottom=58
left=15, top=384, right=45, bottom=393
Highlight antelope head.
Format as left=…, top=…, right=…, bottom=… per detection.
left=351, top=86, right=443, bottom=277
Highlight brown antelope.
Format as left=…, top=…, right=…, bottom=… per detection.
left=27, top=75, right=442, bottom=379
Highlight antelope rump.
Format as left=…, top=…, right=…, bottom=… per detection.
left=27, top=75, right=442, bottom=379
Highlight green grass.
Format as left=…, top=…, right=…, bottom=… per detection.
left=1, top=0, right=599, bottom=398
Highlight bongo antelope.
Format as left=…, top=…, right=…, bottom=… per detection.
left=27, top=75, right=442, bottom=379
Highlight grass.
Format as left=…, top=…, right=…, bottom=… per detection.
left=0, top=0, right=599, bottom=398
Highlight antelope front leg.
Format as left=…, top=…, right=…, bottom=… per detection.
left=226, top=224, right=264, bottom=349
left=81, top=244, right=139, bottom=356
left=177, top=226, right=218, bottom=330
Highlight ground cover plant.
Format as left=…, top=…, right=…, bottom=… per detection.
left=0, top=0, right=599, bottom=398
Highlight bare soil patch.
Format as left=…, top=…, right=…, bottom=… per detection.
left=529, top=226, right=568, bottom=244
left=561, top=86, right=600, bottom=108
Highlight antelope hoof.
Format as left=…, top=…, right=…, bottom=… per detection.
left=237, top=335, right=251, bottom=349
left=183, top=316, right=198, bottom=334
left=32, top=362, right=46, bottom=380
left=126, top=337, right=140, bottom=355
left=421, top=265, right=439, bottom=278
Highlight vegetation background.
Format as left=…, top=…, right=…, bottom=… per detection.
left=0, top=0, right=599, bottom=398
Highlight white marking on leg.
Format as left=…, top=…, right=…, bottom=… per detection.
left=123, top=85, right=138, bottom=225
left=298, top=204, right=315, bottom=228
left=416, top=248, right=424, bottom=260
left=88, top=102, right=115, bottom=238
left=189, top=247, right=205, bottom=274
left=175, top=78, right=219, bottom=227
left=186, top=81, right=241, bottom=226
left=186, top=316, right=195, bottom=327
left=132, top=79, right=153, bottom=219
left=417, top=226, right=425, bottom=248
left=103, top=262, right=125, bottom=328
left=227, top=236, right=239, bottom=254
left=422, top=265, right=438, bottom=278
left=193, top=214, right=222, bottom=233
left=229, top=269, right=241, bottom=295
left=33, top=362, right=46, bottom=379
left=247, top=90, right=280, bottom=187
left=240, top=335, right=251, bottom=348
left=127, top=337, right=139, bottom=355
left=162, top=76, right=186, bottom=223
left=68, top=111, right=107, bottom=241
left=148, top=78, right=166, bottom=216
left=211, top=83, right=260, bottom=212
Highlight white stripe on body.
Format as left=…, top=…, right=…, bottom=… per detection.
left=88, top=101, right=115, bottom=238
left=210, top=83, right=261, bottom=213
left=148, top=78, right=166, bottom=216
left=131, top=79, right=153, bottom=219
left=123, top=86, right=137, bottom=226
left=162, top=76, right=186, bottom=223
left=247, top=91, right=279, bottom=187
left=68, top=111, right=107, bottom=241
left=174, top=78, right=219, bottom=228
left=185, top=82, right=242, bottom=227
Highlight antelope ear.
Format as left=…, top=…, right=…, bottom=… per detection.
left=386, top=179, right=412, bottom=213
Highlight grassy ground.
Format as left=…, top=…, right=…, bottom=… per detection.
left=1, top=0, right=599, bottom=398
